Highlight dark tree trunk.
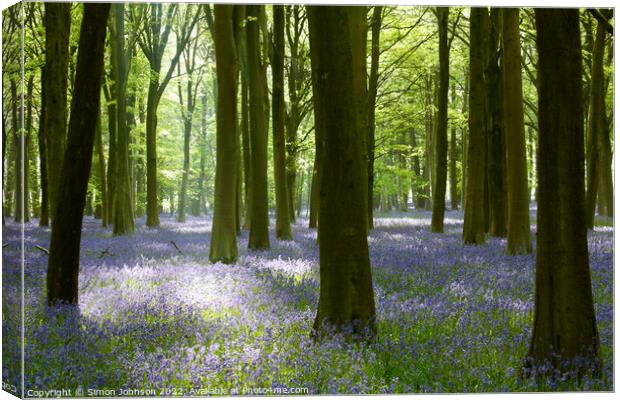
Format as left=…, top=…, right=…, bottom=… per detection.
left=431, top=7, right=449, bottom=232
left=462, top=7, right=487, bottom=245
left=308, top=5, right=376, bottom=337
left=411, top=128, right=425, bottom=209
left=46, top=3, right=110, bottom=305
left=527, top=8, right=600, bottom=376
left=271, top=5, right=293, bottom=240
left=485, top=8, right=506, bottom=237
left=43, top=3, right=71, bottom=223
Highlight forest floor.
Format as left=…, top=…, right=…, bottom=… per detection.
left=2, top=210, right=613, bottom=395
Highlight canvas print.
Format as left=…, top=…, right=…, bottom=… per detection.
left=1, top=2, right=614, bottom=398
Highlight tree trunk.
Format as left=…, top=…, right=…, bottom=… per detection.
left=246, top=5, right=270, bottom=250
left=271, top=5, right=293, bottom=240
left=366, top=6, right=382, bottom=230
left=502, top=8, right=532, bottom=255
left=94, top=113, right=108, bottom=227
left=308, top=5, right=376, bottom=337
left=462, top=7, right=487, bottom=245
left=431, top=7, right=449, bottom=232
left=449, top=83, right=459, bottom=210
left=308, top=158, right=319, bottom=228
left=11, top=79, right=22, bottom=223
left=38, top=67, right=49, bottom=226
left=527, top=8, right=600, bottom=376
left=43, top=3, right=71, bottom=223
left=411, top=128, right=424, bottom=209
left=485, top=8, right=506, bottom=237
left=111, top=3, right=135, bottom=236
left=145, top=82, right=160, bottom=227
left=209, top=4, right=241, bottom=264
left=23, top=75, right=35, bottom=223
left=103, top=78, right=117, bottom=227
left=46, top=3, right=110, bottom=305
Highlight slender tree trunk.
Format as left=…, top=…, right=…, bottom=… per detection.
left=271, top=5, right=293, bottom=240
left=246, top=5, right=270, bottom=250
left=485, top=8, right=506, bottom=237
left=47, top=3, right=110, bottom=304
left=23, top=75, right=34, bottom=222
left=94, top=113, right=108, bottom=227
left=366, top=6, right=383, bottom=230
left=145, top=81, right=160, bottom=227
left=424, top=75, right=433, bottom=210
left=449, top=83, right=459, bottom=210
left=11, top=79, right=22, bottom=223
left=103, top=79, right=117, bottom=227
left=43, top=3, right=71, bottom=223
left=431, top=7, right=449, bottom=232
left=209, top=5, right=241, bottom=263
left=462, top=8, right=487, bottom=245
left=308, top=5, right=376, bottom=337
left=411, top=128, right=424, bottom=209
left=502, top=8, right=532, bottom=255
left=38, top=67, right=49, bottom=226
left=527, top=8, right=600, bottom=376
left=111, top=3, right=135, bottom=235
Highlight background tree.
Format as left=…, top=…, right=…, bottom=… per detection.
left=527, top=8, right=600, bottom=375
left=137, top=4, right=200, bottom=227
left=46, top=3, right=110, bottom=304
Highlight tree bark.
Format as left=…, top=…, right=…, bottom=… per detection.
left=271, top=5, right=293, bottom=240
left=246, top=5, right=270, bottom=250
left=367, top=6, right=382, bottom=229
left=209, top=5, right=242, bottom=263
left=462, top=7, right=487, bottom=245
left=527, top=8, right=600, bottom=375
left=38, top=66, right=49, bottom=226
left=47, top=3, right=110, bottom=305
left=431, top=7, right=449, bottom=232
left=449, top=83, right=459, bottom=210
left=43, top=3, right=71, bottom=223
left=11, top=78, right=22, bottom=223
left=94, top=113, right=108, bottom=227
left=111, top=3, right=135, bottom=235
left=502, top=8, right=532, bottom=255
left=308, top=5, right=376, bottom=337
left=485, top=8, right=506, bottom=237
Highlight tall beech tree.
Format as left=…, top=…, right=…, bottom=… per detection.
left=430, top=7, right=449, bottom=233
left=46, top=3, right=110, bottom=305
left=110, top=3, right=137, bottom=235
left=246, top=5, right=270, bottom=250
left=271, top=5, right=293, bottom=240
left=502, top=8, right=532, bottom=255
left=485, top=8, right=506, bottom=237
left=527, top=8, right=600, bottom=375
left=462, top=8, right=486, bottom=245
left=137, top=4, right=200, bottom=227
left=209, top=4, right=242, bottom=264
left=366, top=5, right=383, bottom=229
left=308, top=5, right=376, bottom=336
left=43, top=3, right=71, bottom=223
